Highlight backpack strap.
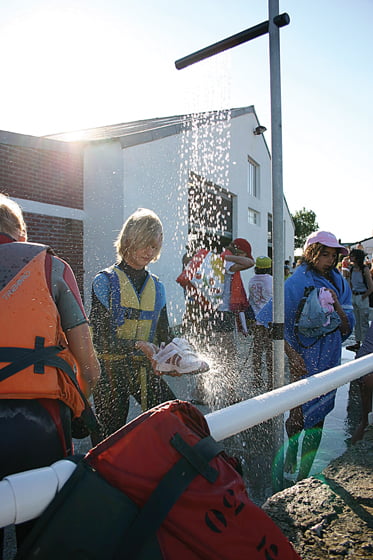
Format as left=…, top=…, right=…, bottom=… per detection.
left=0, top=341, right=66, bottom=381
left=116, top=433, right=224, bottom=559
left=363, top=265, right=369, bottom=289
left=0, top=338, right=103, bottom=445
left=293, top=287, right=321, bottom=349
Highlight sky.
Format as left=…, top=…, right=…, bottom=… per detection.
left=1, top=0, right=372, bottom=244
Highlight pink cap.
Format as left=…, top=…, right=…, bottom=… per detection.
left=304, top=231, right=348, bottom=256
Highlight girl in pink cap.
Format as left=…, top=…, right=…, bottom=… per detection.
left=257, top=231, right=354, bottom=481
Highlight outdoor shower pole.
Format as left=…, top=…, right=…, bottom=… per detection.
left=268, top=0, right=286, bottom=492
left=175, top=9, right=289, bottom=389
left=269, top=0, right=285, bottom=390
left=175, top=14, right=290, bottom=70
left=175, top=12, right=290, bottom=487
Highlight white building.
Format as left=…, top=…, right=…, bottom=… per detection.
left=50, top=106, right=294, bottom=326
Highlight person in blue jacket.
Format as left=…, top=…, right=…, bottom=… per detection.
left=257, top=231, right=354, bottom=481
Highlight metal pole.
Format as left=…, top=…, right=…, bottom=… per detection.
left=174, top=10, right=289, bottom=388
left=269, top=0, right=286, bottom=491
left=269, top=0, right=285, bottom=389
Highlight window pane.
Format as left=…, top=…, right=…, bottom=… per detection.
left=248, top=207, right=260, bottom=225
left=248, top=157, right=259, bottom=198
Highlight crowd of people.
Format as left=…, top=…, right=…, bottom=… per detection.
left=177, top=231, right=373, bottom=482
left=1, top=191, right=373, bottom=556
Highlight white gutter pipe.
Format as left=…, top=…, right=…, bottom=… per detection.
left=206, top=353, right=373, bottom=441
left=1, top=353, right=372, bottom=528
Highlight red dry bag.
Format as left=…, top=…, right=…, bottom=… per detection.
left=86, top=400, right=301, bottom=559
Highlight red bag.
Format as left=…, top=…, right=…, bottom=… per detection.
left=86, top=400, right=301, bottom=560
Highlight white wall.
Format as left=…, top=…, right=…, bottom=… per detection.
left=227, top=112, right=294, bottom=288
left=284, top=206, right=295, bottom=264
left=83, top=140, right=124, bottom=308
left=121, top=134, right=188, bottom=327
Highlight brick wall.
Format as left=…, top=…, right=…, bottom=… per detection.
left=0, top=133, right=85, bottom=296
left=25, top=212, right=84, bottom=292
left=0, top=143, right=83, bottom=208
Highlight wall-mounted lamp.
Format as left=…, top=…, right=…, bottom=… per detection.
left=253, top=125, right=267, bottom=135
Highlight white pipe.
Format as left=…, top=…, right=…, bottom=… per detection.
left=1, top=353, right=372, bottom=528
left=206, top=353, right=373, bottom=441
left=0, top=459, right=76, bottom=528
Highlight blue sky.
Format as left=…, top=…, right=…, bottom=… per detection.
left=1, top=0, right=372, bottom=243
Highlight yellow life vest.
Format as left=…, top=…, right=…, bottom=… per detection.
left=103, top=266, right=166, bottom=344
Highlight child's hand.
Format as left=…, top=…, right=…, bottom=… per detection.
left=135, top=341, right=159, bottom=359
left=135, top=341, right=182, bottom=377
left=135, top=341, right=159, bottom=373
left=158, top=370, right=183, bottom=378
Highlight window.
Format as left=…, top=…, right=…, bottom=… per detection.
left=267, top=213, right=272, bottom=257
left=248, top=208, right=260, bottom=226
left=267, top=214, right=272, bottom=244
left=248, top=157, right=260, bottom=198
left=188, top=171, right=233, bottom=240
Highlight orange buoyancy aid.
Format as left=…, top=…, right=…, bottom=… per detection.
left=0, top=242, right=85, bottom=418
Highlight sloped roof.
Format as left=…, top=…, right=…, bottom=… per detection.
left=46, top=106, right=257, bottom=148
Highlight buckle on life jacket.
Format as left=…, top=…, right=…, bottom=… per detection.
left=123, top=308, right=141, bottom=320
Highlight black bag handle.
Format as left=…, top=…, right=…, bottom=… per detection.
left=117, top=433, right=224, bottom=559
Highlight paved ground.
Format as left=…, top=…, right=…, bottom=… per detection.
left=263, top=425, right=373, bottom=559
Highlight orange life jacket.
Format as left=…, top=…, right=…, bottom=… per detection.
left=0, top=242, right=85, bottom=418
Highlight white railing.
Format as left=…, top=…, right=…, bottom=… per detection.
left=206, top=352, right=373, bottom=441
left=1, top=353, right=372, bottom=528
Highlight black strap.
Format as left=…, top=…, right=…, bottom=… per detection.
left=170, top=432, right=220, bottom=483
left=117, top=433, right=224, bottom=559
left=293, top=287, right=320, bottom=349
left=0, top=340, right=103, bottom=444
left=0, top=344, right=66, bottom=381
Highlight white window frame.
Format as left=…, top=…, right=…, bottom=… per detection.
left=247, top=156, right=260, bottom=198
left=248, top=207, right=260, bottom=226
